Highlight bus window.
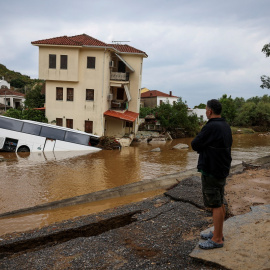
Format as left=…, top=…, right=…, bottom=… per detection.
left=40, top=126, right=65, bottom=140
left=0, top=117, right=23, bottom=132
left=22, top=122, right=42, bottom=136
left=64, top=131, right=89, bottom=145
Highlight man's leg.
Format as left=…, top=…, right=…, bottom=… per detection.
left=211, top=206, right=224, bottom=244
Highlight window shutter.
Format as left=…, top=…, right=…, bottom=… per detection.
left=87, top=57, right=96, bottom=69
left=61, top=55, right=68, bottom=69
left=49, top=54, right=56, bottom=69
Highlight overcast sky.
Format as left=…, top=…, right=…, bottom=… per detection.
left=1, top=0, right=270, bottom=108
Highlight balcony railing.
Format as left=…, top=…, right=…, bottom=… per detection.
left=110, top=72, right=129, bottom=81
left=111, top=100, right=127, bottom=110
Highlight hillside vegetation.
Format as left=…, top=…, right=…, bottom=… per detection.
left=0, top=63, right=42, bottom=92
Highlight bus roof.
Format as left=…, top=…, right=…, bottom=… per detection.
left=0, top=115, right=99, bottom=138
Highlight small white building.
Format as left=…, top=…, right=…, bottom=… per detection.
left=0, top=88, right=25, bottom=110
left=0, top=77, right=10, bottom=89
left=141, top=90, right=178, bottom=108
left=188, top=108, right=207, bottom=122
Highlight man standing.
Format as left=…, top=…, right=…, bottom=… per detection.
left=191, top=99, right=232, bottom=249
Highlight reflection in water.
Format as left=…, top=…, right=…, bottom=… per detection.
left=1, top=133, right=270, bottom=235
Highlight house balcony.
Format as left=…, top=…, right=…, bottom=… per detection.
left=110, top=72, right=129, bottom=81
left=111, top=100, right=127, bottom=110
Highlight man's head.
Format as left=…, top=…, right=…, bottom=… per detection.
left=206, top=99, right=222, bottom=119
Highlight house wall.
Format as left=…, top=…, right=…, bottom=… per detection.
left=105, top=117, right=124, bottom=137
left=39, top=46, right=143, bottom=137
left=39, top=46, right=79, bottom=82
left=188, top=108, right=207, bottom=122
left=157, top=96, right=178, bottom=106
left=0, top=96, right=25, bottom=108
left=43, top=47, right=111, bottom=135
left=141, top=97, right=158, bottom=108
left=0, top=79, right=10, bottom=89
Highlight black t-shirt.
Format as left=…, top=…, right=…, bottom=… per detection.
left=191, top=118, right=232, bottom=178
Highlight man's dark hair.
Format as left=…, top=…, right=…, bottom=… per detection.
left=207, top=99, right=222, bottom=115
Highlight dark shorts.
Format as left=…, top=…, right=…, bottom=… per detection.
left=201, top=174, right=226, bottom=208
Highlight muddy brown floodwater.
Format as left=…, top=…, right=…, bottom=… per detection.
left=1, top=133, right=270, bottom=235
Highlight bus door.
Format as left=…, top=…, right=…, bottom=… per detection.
left=43, top=138, right=55, bottom=152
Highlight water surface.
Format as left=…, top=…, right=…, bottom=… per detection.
left=1, top=133, right=270, bottom=235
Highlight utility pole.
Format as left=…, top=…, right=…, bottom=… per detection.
left=4, top=89, right=6, bottom=111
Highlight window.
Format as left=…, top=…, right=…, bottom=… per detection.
left=87, top=57, right=95, bottom=69
left=86, top=89, right=94, bottom=101
left=56, top=118, right=63, bottom=126
left=126, top=122, right=133, bottom=128
left=85, top=120, right=93, bottom=133
left=66, top=119, right=73, bottom=129
left=49, top=54, right=56, bottom=69
left=159, top=100, right=163, bottom=106
left=118, top=61, right=126, bottom=73
left=117, top=88, right=124, bottom=100
left=22, top=123, right=41, bottom=135
left=65, top=131, right=89, bottom=145
left=0, top=117, right=23, bottom=132
left=67, top=88, right=74, bottom=101
left=60, top=55, right=68, bottom=69
left=56, top=87, right=63, bottom=100
left=40, top=126, right=65, bottom=140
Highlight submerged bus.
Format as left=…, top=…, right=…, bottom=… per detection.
left=0, top=115, right=101, bottom=153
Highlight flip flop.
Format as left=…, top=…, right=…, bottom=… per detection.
left=199, top=239, right=224, bottom=250
left=200, top=231, right=224, bottom=241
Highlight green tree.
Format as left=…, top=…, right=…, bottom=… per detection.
left=219, top=94, right=237, bottom=125
left=10, top=78, right=27, bottom=89
left=234, top=102, right=257, bottom=126
left=139, top=106, right=154, bottom=118
left=154, top=99, right=200, bottom=136
left=194, top=103, right=206, bottom=109
left=233, top=97, right=245, bottom=111
left=4, top=108, right=48, bottom=123
left=260, top=43, right=270, bottom=89
left=24, top=83, right=45, bottom=108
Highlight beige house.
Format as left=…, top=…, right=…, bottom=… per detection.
left=31, top=34, right=147, bottom=137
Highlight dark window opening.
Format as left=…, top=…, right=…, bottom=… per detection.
left=49, top=54, right=56, bottom=69
left=118, top=61, right=126, bottom=73
left=56, top=118, right=63, bottom=126
left=56, top=87, right=63, bottom=100
left=87, top=57, right=96, bottom=69
left=86, top=89, right=94, bottom=101
left=60, top=55, right=68, bottom=69
left=117, top=88, right=124, bottom=100
left=126, top=122, right=133, bottom=127
left=67, top=88, right=74, bottom=101
left=85, top=120, right=93, bottom=133
left=66, top=119, right=73, bottom=129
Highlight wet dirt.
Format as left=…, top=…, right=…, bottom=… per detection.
left=226, top=167, right=270, bottom=216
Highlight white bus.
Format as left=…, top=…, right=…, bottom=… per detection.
left=0, top=115, right=101, bottom=153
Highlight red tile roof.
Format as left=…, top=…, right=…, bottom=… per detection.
left=0, top=89, right=25, bottom=97
left=69, top=34, right=107, bottom=46
left=108, top=44, right=148, bottom=57
left=34, top=107, right=46, bottom=111
left=32, top=34, right=147, bottom=56
left=104, top=110, right=139, bottom=122
left=31, top=35, right=82, bottom=46
left=141, top=90, right=178, bottom=98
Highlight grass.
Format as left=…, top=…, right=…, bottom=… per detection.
left=231, top=127, right=255, bottom=134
